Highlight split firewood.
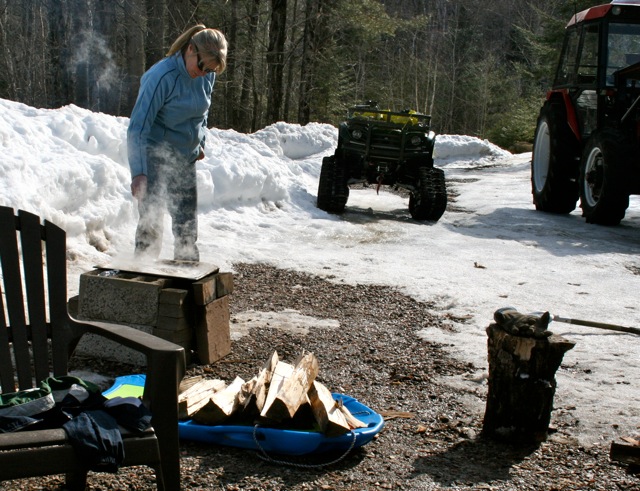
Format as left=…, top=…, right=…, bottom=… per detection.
left=240, top=350, right=279, bottom=415
left=237, top=376, right=257, bottom=408
left=178, top=378, right=225, bottom=420
left=336, top=398, right=368, bottom=431
left=192, top=376, right=245, bottom=425
left=259, top=360, right=294, bottom=419
left=262, top=352, right=319, bottom=422
left=179, top=375, right=204, bottom=393
left=308, top=380, right=352, bottom=437
left=621, top=436, right=640, bottom=446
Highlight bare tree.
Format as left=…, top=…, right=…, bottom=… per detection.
left=124, top=0, right=146, bottom=114
left=266, top=0, right=287, bottom=123
left=146, top=0, right=165, bottom=67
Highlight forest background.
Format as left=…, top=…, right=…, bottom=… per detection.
left=0, top=0, right=604, bottom=151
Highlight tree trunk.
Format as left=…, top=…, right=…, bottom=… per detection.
left=94, top=1, right=119, bottom=114
left=297, top=0, right=317, bottom=124
left=47, top=0, right=72, bottom=108
left=238, top=0, right=260, bottom=133
left=266, top=0, right=287, bottom=124
left=482, top=323, right=575, bottom=442
left=124, top=0, right=146, bottom=115
left=166, top=0, right=194, bottom=44
left=71, top=0, right=91, bottom=110
left=145, top=0, right=165, bottom=68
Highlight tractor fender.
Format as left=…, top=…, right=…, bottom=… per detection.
left=547, top=89, right=581, bottom=143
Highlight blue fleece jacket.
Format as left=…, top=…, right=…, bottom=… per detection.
left=127, top=52, right=215, bottom=177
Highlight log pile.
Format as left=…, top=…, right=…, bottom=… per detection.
left=178, top=351, right=367, bottom=436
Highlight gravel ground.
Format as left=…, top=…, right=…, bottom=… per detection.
left=3, top=262, right=639, bottom=490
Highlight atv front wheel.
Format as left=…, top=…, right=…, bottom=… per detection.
left=317, top=155, right=349, bottom=213
left=531, top=101, right=579, bottom=213
left=579, top=130, right=630, bottom=225
left=409, top=167, right=447, bottom=221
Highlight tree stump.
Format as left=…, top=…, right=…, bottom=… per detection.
left=482, top=318, right=575, bottom=443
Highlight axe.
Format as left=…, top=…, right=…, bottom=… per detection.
left=552, top=314, right=640, bottom=337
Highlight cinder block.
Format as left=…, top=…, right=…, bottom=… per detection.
left=159, top=288, right=189, bottom=306
left=153, top=326, right=193, bottom=345
left=156, top=315, right=191, bottom=332
left=78, top=270, right=170, bottom=325
left=74, top=322, right=152, bottom=366
left=195, top=296, right=231, bottom=364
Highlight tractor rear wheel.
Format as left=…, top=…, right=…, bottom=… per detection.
left=579, top=130, right=629, bottom=225
left=531, top=101, right=579, bottom=213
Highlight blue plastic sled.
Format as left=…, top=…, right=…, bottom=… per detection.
left=104, top=375, right=384, bottom=456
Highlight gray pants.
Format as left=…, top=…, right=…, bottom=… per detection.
left=134, top=147, right=199, bottom=261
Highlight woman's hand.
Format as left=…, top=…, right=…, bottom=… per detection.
left=131, top=175, right=148, bottom=200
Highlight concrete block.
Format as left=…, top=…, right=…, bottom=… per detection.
left=159, top=288, right=189, bottom=306
left=153, top=327, right=193, bottom=345
left=158, top=303, right=187, bottom=319
left=156, top=315, right=191, bottom=332
left=75, top=323, right=151, bottom=366
left=78, top=270, right=170, bottom=325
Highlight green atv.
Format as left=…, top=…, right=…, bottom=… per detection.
left=317, top=102, right=447, bottom=222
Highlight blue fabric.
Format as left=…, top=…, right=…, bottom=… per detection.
left=0, top=376, right=152, bottom=473
left=104, top=396, right=152, bottom=432
left=127, top=51, right=215, bottom=177
left=63, top=410, right=124, bottom=473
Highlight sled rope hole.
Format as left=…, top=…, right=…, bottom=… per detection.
left=252, top=424, right=357, bottom=468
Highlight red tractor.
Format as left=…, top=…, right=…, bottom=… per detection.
left=532, top=0, right=640, bottom=225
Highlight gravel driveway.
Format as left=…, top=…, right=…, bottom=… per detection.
left=3, top=263, right=638, bottom=490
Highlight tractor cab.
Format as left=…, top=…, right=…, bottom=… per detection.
left=531, top=0, right=640, bottom=225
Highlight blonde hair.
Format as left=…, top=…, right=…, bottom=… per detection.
left=166, top=24, right=228, bottom=74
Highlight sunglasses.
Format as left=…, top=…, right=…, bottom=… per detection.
left=193, top=44, right=216, bottom=74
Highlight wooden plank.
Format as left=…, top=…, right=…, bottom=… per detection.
left=194, top=296, right=231, bottom=364
left=192, top=376, right=245, bottom=425
left=192, top=272, right=234, bottom=306
left=215, top=272, right=234, bottom=297
left=262, top=352, right=319, bottom=421
left=44, top=217, right=71, bottom=377
left=0, top=209, right=16, bottom=391
left=192, top=274, right=217, bottom=306
left=19, top=211, right=49, bottom=384
left=0, top=207, right=32, bottom=389
left=610, top=441, right=640, bottom=466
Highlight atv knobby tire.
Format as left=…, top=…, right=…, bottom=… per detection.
left=579, top=130, right=630, bottom=225
left=317, top=155, right=349, bottom=213
left=409, top=167, right=447, bottom=221
left=531, top=101, right=579, bottom=213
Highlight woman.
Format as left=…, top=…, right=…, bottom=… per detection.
left=127, top=25, right=227, bottom=262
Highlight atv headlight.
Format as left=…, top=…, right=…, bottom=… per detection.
left=410, top=135, right=422, bottom=146
left=352, top=129, right=363, bottom=140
